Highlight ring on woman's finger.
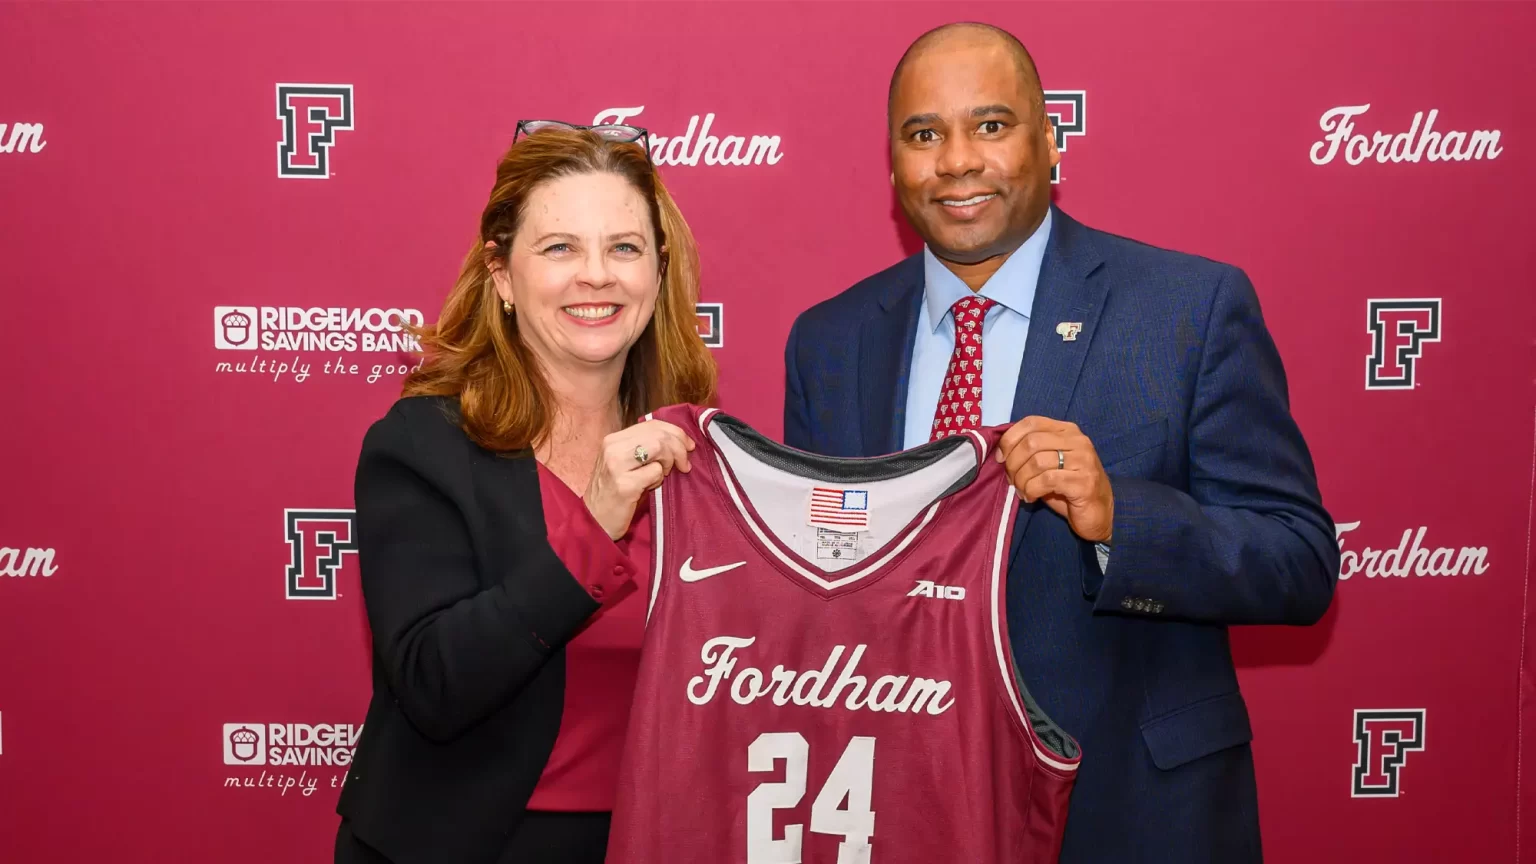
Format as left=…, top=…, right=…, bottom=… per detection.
left=634, top=445, right=649, bottom=465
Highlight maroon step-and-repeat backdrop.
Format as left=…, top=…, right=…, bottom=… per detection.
left=2, top=2, right=1532, bottom=861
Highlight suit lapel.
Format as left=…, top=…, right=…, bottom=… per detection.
left=858, top=256, right=924, bottom=456
left=1007, top=206, right=1109, bottom=568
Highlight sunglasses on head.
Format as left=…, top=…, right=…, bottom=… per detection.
left=513, top=119, right=652, bottom=160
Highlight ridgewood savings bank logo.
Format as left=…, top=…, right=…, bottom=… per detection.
left=223, top=722, right=361, bottom=798
left=213, top=306, right=424, bottom=384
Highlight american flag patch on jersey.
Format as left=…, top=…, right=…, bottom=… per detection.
left=808, top=487, right=869, bottom=529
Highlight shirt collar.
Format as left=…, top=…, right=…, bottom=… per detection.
left=921, top=206, right=1053, bottom=333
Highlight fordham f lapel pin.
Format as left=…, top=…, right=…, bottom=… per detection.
left=1056, top=321, right=1083, bottom=341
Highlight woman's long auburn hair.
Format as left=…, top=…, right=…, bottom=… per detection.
left=402, top=128, right=717, bottom=453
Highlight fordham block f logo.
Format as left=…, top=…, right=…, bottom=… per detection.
left=1352, top=709, right=1425, bottom=797
left=1367, top=299, right=1441, bottom=389
left=277, top=84, right=354, bottom=178
left=1043, top=91, right=1086, bottom=183
left=695, top=303, right=723, bottom=347
left=285, top=509, right=358, bottom=599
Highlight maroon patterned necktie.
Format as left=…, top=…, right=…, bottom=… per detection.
left=930, top=295, right=995, bottom=441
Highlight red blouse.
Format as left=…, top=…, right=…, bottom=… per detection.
left=524, top=462, right=652, bottom=812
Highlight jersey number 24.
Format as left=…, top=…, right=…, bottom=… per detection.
left=747, top=732, right=875, bottom=864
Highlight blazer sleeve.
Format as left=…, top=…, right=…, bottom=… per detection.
left=353, top=407, right=634, bottom=744
left=783, top=316, right=812, bottom=450
left=1087, top=266, right=1340, bottom=626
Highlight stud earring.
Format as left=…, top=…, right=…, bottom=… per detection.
left=502, top=300, right=512, bottom=315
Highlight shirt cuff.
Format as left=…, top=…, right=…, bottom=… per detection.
left=536, top=463, right=639, bottom=606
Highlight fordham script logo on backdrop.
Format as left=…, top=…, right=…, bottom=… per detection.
left=285, top=509, right=357, bottom=600
left=1352, top=709, right=1425, bottom=797
left=593, top=106, right=783, bottom=166
left=1334, top=521, right=1488, bottom=581
left=277, top=83, right=354, bottom=178
left=212, top=305, right=424, bottom=384
left=222, top=722, right=361, bottom=799
left=2, top=545, right=57, bottom=578
left=1, top=122, right=46, bottom=154
left=1043, top=91, right=1087, bottom=183
left=1367, top=299, right=1440, bottom=389
left=1311, top=105, right=1502, bottom=166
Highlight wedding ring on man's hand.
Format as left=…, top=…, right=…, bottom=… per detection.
left=1057, top=449, right=1065, bottom=470
left=634, top=445, right=650, bottom=465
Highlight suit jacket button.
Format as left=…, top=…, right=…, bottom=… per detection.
left=1121, top=597, right=1134, bottom=610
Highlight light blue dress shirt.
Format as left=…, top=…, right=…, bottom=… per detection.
left=900, top=209, right=1110, bottom=570
left=902, top=207, right=1052, bottom=450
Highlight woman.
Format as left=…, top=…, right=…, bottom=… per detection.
left=334, top=122, right=716, bottom=864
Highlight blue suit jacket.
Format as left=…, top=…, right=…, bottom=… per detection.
left=782, top=205, right=1338, bottom=863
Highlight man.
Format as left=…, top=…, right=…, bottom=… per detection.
left=781, top=21, right=1338, bottom=863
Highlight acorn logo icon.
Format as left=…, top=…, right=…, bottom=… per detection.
left=222, top=311, right=251, bottom=345
left=223, top=723, right=267, bottom=765
left=213, top=306, right=259, bottom=350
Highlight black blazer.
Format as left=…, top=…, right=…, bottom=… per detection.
left=336, top=395, right=605, bottom=864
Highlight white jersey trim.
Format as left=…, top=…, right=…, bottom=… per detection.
left=990, top=486, right=1079, bottom=773
left=963, top=427, right=989, bottom=461
left=646, top=485, right=665, bottom=624
left=643, top=410, right=665, bottom=625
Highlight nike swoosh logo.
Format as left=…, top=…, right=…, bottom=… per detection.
left=679, top=556, right=746, bottom=583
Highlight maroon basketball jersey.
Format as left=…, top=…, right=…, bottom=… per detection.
left=606, top=405, right=1080, bottom=864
